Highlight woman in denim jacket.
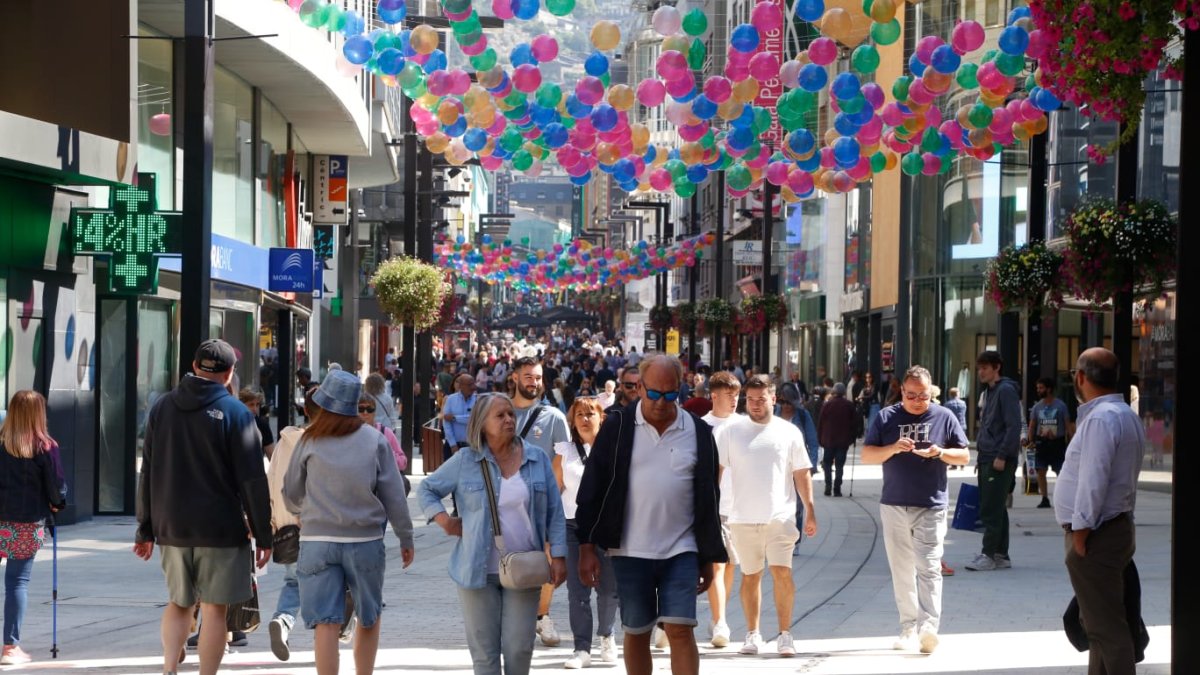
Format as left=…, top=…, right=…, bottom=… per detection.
left=419, top=393, right=568, bottom=675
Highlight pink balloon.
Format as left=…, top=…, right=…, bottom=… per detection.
left=951, top=20, right=985, bottom=54
left=921, top=153, right=941, bottom=175
left=449, top=70, right=472, bottom=95
left=832, top=171, right=855, bottom=193
left=491, top=0, right=515, bottom=20
left=702, top=76, right=733, bottom=103
left=575, top=76, right=606, bottom=105
left=426, top=71, right=451, bottom=96
left=765, top=161, right=789, bottom=185
left=650, top=168, right=673, bottom=191
left=725, top=61, right=751, bottom=82
left=808, top=38, right=838, bottom=66
left=443, top=8, right=472, bottom=21
left=907, top=79, right=935, bottom=105
left=656, top=51, right=689, bottom=80
left=1025, top=29, right=1048, bottom=59
left=855, top=115, right=883, bottom=144
left=727, top=187, right=750, bottom=198
left=779, top=60, right=802, bottom=89
left=751, top=0, right=784, bottom=32
left=880, top=103, right=906, bottom=127
left=988, top=107, right=1013, bottom=134
left=416, top=121, right=439, bottom=136
left=787, top=169, right=813, bottom=194
left=940, top=120, right=966, bottom=149
left=976, top=62, right=1004, bottom=89
left=512, top=64, right=542, bottom=93
left=636, top=78, right=667, bottom=107
left=486, top=116, right=507, bottom=135
left=748, top=52, right=781, bottom=82
left=923, top=105, right=942, bottom=128
left=679, top=123, right=709, bottom=142
left=480, top=155, right=504, bottom=170
left=861, top=82, right=886, bottom=110
left=149, top=112, right=172, bottom=136
left=460, top=38, right=488, bottom=56
left=665, top=74, right=696, bottom=98
left=915, top=36, right=944, bottom=65
left=530, top=36, right=558, bottom=63
left=847, top=157, right=872, bottom=181
left=745, top=146, right=771, bottom=168
left=819, top=147, right=836, bottom=168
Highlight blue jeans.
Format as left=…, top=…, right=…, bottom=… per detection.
left=457, top=574, right=540, bottom=675
left=4, top=556, right=35, bottom=646
left=273, top=562, right=300, bottom=629
left=565, top=521, right=618, bottom=652
left=610, top=552, right=699, bottom=634
left=297, top=540, right=386, bottom=630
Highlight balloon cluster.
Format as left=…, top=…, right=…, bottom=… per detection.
left=436, top=231, right=715, bottom=291
left=282, top=0, right=1058, bottom=200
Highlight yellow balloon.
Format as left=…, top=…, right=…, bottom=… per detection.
left=477, top=65, right=505, bottom=90
left=980, top=90, right=1008, bottom=108
left=608, top=84, right=635, bottom=111
left=869, top=0, right=897, bottom=23
left=956, top=105, right=976, bottom=129
left=824, top=128, right=841, bottom=146
left=821, top=8, right=852, bottom=41
left=680, top=142, right=703, bottom=164
left=470, top=107, right=496, bottom=128
left=652, top=146, right=670, bottom=165
left=1029, top=114, right=1048, bottom=135
left=380, top=75, right=398, bottom=88
left=425, top=132, right=450, bottom=154
left=781, top=186, right=800, bottom=202
left=524, top=142, right=546, bottom=160
left=884, top=151, right=898, bottom=171
left=437, top=101, right=460, bottom=125
left=662, top=35, right=689, bottom=53
left=631, top=124, right=651, bottom=149
left=717, top=98, right=743, bottom=120
left=968, top=128, right=993, bottom=148
left=1012, top=122, right=1032, bottom=142
left=596, top=142, right=620, bottom=165
left=637, top=181, right=651, bottom=192
left=411, top=25, right=439, bottom=55
left=419, top=92, right=440, bottom=108
left=591, top=21, right=621, bottom=51
left=732, top=78, right=759, bottom=103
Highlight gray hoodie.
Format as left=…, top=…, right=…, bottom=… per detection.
left=283, top=424, right=414, bottom=548
left=976, top=376, right=1023, bottom=463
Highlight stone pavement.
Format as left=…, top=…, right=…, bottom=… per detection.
left=6, top=448, right=1173, bottom=674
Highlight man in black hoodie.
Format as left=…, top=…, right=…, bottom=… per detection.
left=133, top=339, right=272, bottom=675
left=965, top=350, right=1023, bottom=572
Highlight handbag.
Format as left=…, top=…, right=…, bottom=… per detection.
left=951, top=482, right=982, bottom=532
left=479, top=459, right=551, bottom=590
left=272, top=524, right=300, bottom=565
left=226, top=577, right=261, bottom=633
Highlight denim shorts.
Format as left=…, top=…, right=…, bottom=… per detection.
left=610, top=552, right=698, bottom=634
left=297, top=539, right=386, bottom=629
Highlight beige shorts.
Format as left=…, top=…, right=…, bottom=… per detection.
left=160, top=544, right=253, bottom=608
left=719, top=516, right=739, bottom=566
left=729, top=520, right=800, bottom=576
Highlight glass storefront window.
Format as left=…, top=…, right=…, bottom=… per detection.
left=1045, top=108, right=1119, bottom=239
left=137, top=26, right=174, bottom=209
left=261, top=96, right=288, bottom=248
left=136, top=301, right=173, bottom=472
left=98, top=299, right=128, bottom=513
left=213, top=66, right=254, bottom=242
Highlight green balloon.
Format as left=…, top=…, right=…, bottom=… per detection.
left=561, top=116, right=576, bottom=129
left=325, top=6, right=346, bottom=31
left=504, top=90, right=526, bottom=107
left=851, top=44, right=880, bottom=73
left=443, top=0, right=472, bottom=13
left=666, top=159, right=688, bottom=180
left=397, top=60, right=423, bottom=87
left=779, top=112, right=805, bottom=132
left=726, top=164, right=752, bottom=191
left=401, top=80, right=427, bottom=99
left=871, top=19, right=901, bottom=45
left=500, top=128, right=524, bottom=152
left=676, top=182, right=697, bottom=197
left=471, top=48, right=498, bottom=71
left=920, top=127, right=941, bottom=153
left=512, top=150, right=533, bottom=171
left=938, top=155, right=953, bottom=174
left=599, top=72, right=611, bottom=87
left=870, top=151, right=888, bottom=173
left=862, top=0, right=874, bottom=13
left=688, top=39, right=707, bottom=71
left=700, top=130, right=716, bottom=148
left=546, top=0, right=575, bottom=16
left=299, top=0, right=328, bottom=28
left=967, top=103, right=993, bottom=129
left=452, top=15, right=481, bottom=35
left=900, top=152, right=923, bottom=176
left=535, top=83, right=563, bottom=108
left=751, top=107, right=773, bottom=135
left=777, top=90, right=803, bottom=118
left=838, top=94, right=866, bottom=114
left=981, top=49, right=998, bottom=63
left=956, top=63, right=979, bottom=89
left=995, top=53, right=1025, bottom=77
left=892, top=76, right=911, bottom=101
left=682, top=8, right=708, bottom=36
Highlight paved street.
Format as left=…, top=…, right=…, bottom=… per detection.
left=8, top=450, right=1172, bottom=674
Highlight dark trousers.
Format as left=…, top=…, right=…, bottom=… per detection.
left=822, top=445, right=850, bottom=490
left=1065, top=515, right=1136, bottom=675
left=978, top=460, right=1016, bottom=556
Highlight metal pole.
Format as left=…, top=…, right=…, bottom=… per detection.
left=400, top=103, right=418, bottom=462
left=1025, top=131, right=1048, bottom=404
left=713, top=171, right=725, bottom=367
left=415, top=147, right=435, bottom=460
left=179, top=0, right=214, bottom=376
left=1114, top=127, right=1138, bottom=404
left=761, top=178, right=776, bottom=376
left=688, top=192, right=698, bottom=369
left=663, top=202, right=673, bottom=353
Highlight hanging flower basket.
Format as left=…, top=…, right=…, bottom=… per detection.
left=984, top=241, right=1065, bottom=314
left=649, top=304, right=674, bottom=331
left=372, top=256, right=449, bottom=332
left=1061, top=198, right=1177, bottom=307
left=673, top=302, right=698, bottom=333
left=432, top=292, right=460, bottom=333
left=697, top=297, right=737, bottom=334
left=741, top=294, right=789, bottom=331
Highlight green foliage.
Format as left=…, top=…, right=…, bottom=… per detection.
left=372, top=256, right=449, bottom=331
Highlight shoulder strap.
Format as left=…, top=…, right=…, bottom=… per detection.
left=479, top=459, right=506, bottom=552
left=574, top=440, right=588, bottom=464
left=519, top=406, right=544, bottom=440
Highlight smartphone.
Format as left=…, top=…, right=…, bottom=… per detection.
left=914, top=441, right=932, bottom=450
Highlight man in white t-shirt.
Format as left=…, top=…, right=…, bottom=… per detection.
left=700, top=371, right=744, bottom=649
left=715, top=375, right=818, bottom=657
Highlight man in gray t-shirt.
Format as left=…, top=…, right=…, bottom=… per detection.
left=1029, top=377, right=1074, bottom=509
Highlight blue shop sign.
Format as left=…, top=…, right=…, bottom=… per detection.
left=160, top=234, right=269, bottom=289
left=268, top=248, right=315, bottom=292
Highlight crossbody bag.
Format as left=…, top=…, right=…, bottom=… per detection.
left=479, top=458, right=551, bottom=590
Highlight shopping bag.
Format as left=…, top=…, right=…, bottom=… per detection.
left=951, top=482, right=981, bottom=531
left=226, top=578, right=261, bottom=633
left=1023, top=448, right=1040, bottom=495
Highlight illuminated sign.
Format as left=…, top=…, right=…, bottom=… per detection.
left=268, top=248, right=315, bottom=292
left=314, top=155, right=349, bottom=224
left=69, top=173, right=182, bottom=293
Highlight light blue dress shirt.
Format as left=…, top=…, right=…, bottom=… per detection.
left=441, top=392, right=476, bottom=447
left=1053, top=393, right=1144, bottom=531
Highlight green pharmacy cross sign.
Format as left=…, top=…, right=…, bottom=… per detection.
left=70, top=173, right=182, bottom=293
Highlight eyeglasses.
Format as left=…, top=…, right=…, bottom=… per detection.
left=358, top=406, right=376, bottom=413
left=902, top=392, right=930, bottom=401
left=621, top=382, right=638, bottom=389
left=644, top=388, right=680, bottom=402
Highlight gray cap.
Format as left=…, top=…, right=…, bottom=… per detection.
left=313, top=370, right=362, bottom=417
left=833, top=382, right=847, bottom=396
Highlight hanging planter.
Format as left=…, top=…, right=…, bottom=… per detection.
left=432, top=291, right=460, bottom=333
left=697, top=297, right=737, bottom=334
left=740, top=293, right=789, bottom=332
left=649, top=304, right=674, bottom=331
left=984, top=240, right=1065, bottom=314
left=1061, top=198, right=1177, bottom=307
left=673, top=302, right=698, bottom=333
left=372, top=256, right=449, bottom=332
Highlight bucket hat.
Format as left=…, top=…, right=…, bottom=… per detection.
left=313, top=370, right=362, bottom=417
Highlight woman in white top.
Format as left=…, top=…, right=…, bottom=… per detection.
left=552, top=398, right=619, bottom=669
left=595, top=380, right=616, bottom=410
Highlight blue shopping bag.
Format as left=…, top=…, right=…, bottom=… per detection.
left=951, top=482, right=981, bottom=532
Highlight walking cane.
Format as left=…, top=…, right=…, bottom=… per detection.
left=49, top=514, right=58, bottom=659
left=847, top=438, right=858, bottom=498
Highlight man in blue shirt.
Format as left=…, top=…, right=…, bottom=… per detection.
left=440, top=374, right=477, bottom=457
left=862, top=366, right=969, bottom=655
left=1054, top=348, right=1144, bottom=675
left=1028, top=377, right=1074, bottom=509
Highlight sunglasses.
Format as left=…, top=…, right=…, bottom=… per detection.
left=621, top=382, right=638, bottom=389
left=644, top=388, right=680, bottom=402
left=358, top=406, right=376, bottom=413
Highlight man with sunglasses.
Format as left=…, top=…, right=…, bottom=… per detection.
left=862, top=366, right=969, bottom=655
left=607, top=368, right=642, bottom=414
left=575, top=355, right=726, bottom=675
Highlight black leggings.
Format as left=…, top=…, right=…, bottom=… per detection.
left=822, top=445, right=850, bottom=489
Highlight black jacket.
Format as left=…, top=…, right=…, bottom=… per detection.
left=574, top=401, right=727, bottom=566
left=0, top=445, right=67, bottom=522
left=136, top=375, right=272, bottom=548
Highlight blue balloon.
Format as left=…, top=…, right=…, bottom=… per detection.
left=998, top=26, right=1029, bottom=55
left=908, top=54, right=927, bottom=77
left=730, top=104, right=755, bottom=129
left=379, top=4, right=406, bottom=23
left=730, top=24, right=760, bottom=53
left=571, top=172, right=593, bottom=186
left=463, top=128, right=489, bottom=151
left=1032, top=86, right=1061, bottom=111
left=795, top=0, right=825, bottom=22
left=513, top=0, right=539, bottom=20
left=482, top=233, right=493, bottom=243
left=644, top=146, right=658, bottom=164
left=833, top=113, right=861, bottom=137
left=1007, top=6, right=1032, bottom=25
left=787, top=129, right=815, bottom=155
left=442, top=117, right=467, bottom=137
left=341, top=10, right=366, bottom=36
left=398, top=31, right=414, bottom=57
left=376, top=47, right=405, bottom=76
left=930, top=45, right=961, bottom=74
left=797, top=63, right=828, bottom=92
left=848, top=104, right=875, bottom=126
left=590, top=103, right=619, bottom=132
left=672, top=86, right=698, bottom=103
left=831, top=72, right=861, bottom=101
left=585, top=51, right=609, bottom=76
left=343, top=36, right=374, bottom=65
left=543, top=123, right=569, bottom=148
left=686, top=164, right=709, bottom=183
left=565, top=94, right=593, bottom=119
left=614, top=158, right=636, bottom=181
left=530, top=104, right=557, bottom=127
left=727, top=126, right=755, bottom=150
left=832, top=137, right=860, bottom=167
left=511, top=43, right=537, bottom=67
left=691, top=95, right=717, bottom=120
left=422, top=49, right=447, bottom=73
left=796, top=151, right=821, bottom=172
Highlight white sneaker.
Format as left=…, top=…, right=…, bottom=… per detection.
left=919, top=629, right=939, bottom=654
left=537, top=616, right=562, bottom=647
left=564, top=650, right=591, bottom=669
left=893, top=628, right=919, bottom=651
left=599, top=636, right=618, bottom=662
left=739, top=630, right=764, bottom=655
left=776, top=631, right=796, bottom=657
left=269, top=617, right=291, bottom=661
left=711, top=621, right=731, bottom=648
left=652, top=625, right=669, bottom=649
left=964, top=553, right=997, bottom=571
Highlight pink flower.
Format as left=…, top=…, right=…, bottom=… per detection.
left=1118, top=2, right=1137, bottom=19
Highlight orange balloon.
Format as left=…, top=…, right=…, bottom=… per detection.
left=591, top=21, right=621, bottom=50
left=595, top=142, right=620, bottom=165
left=968, top=128, right=993, bottom=148
left=870, top=0, right=897, bottom=23
left=956, top=105, right=976, bottom=129
left=732, top=78, right=759, bottom=103
left=425, top=132, right=450, bottom=154
left=717, top=98, right=743, bottom=120
left=631, top=123, right=650, bottom=148
left=411, top=25, right=439, bottom=55
left=1012, top=122, right=1032, bottom=142
left=884, top=150, right=898, bottom=170
left=680, top=142, right=703, bottom=164
left=821, top=0, right=873, bottom=47
left=477, top=66, right=505, bottom=90
left=923, top=71, right=952, bottom=94
left=821, top=8, right=852, bottom=41
left=1029, top=114, right=1048, bottom=134
left=437, top=100, right=461, bottom=125
left=608, top=84, right=635, bottom=111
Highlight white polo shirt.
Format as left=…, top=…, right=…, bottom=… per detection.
left=609, top=403, right=698, bottom=560
left=715, top=415, right=810, bottom=524
left=702, top=412, right=743, bottom=517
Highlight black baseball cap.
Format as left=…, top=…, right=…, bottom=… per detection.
left=195, top=339, right=236, bottom=373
